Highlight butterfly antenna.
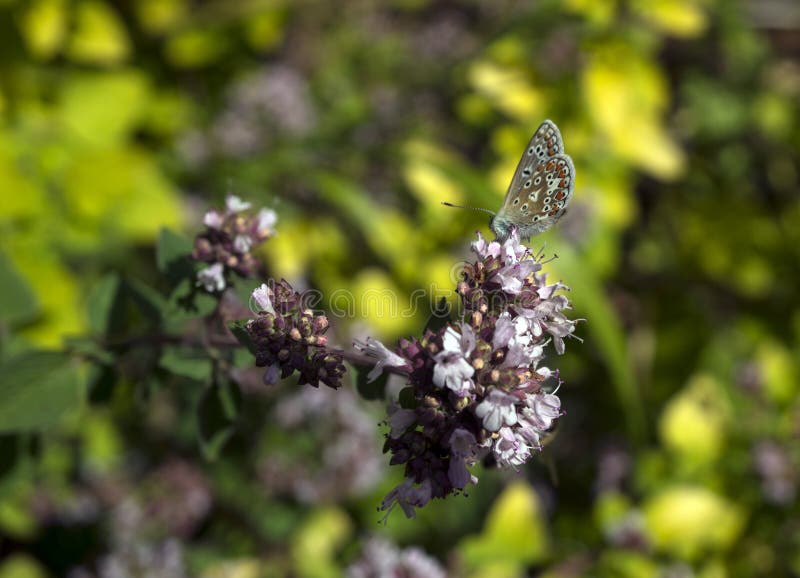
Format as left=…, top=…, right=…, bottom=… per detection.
left=441, top=202, right=496, bottom=216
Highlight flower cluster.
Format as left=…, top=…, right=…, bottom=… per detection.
left=259, top=386, right=383, bottom=502
left=355, top=231, right=578, bottom=518
left=193, top=194, right=277, bottom=292
left=346, top=537, right=446, bottom=578
left=246, top=281, right=346, bottom=389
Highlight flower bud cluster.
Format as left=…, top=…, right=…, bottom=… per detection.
left=247, top=281, right=345, bottom=389
left=193, top=194, right=277, bottom=292
left=357, top=230, right=578, bottom=518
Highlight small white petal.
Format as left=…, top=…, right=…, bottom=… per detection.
left=197, top=263, right=226, bottom=292
left=225, top=194, right=252, bottom=214
left=257, top=208, right=277, bottom=232
left=475, top=389, right=518, bottom=432
left=203, top=210, right=224, bottom=229
left=353, top=337, right=407, bottom=382
left=251, top=283, right=274, bottom=313
left=234, top=234, right=254, bottom=253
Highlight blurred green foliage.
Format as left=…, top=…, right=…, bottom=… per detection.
left=0, top=0, right=799, bottom=576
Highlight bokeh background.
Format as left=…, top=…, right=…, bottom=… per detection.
left=1, top=0, right=799, bottom=576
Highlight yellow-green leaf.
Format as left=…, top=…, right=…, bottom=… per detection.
left=58, top=70, right=150, bottom=148
left=458, top=481, right=549, bottom=574
left=643, top=485, right=746, bottom=560
left=67, top=0, right=131, bottom=65
left=19, top=0, right=67, bottom=59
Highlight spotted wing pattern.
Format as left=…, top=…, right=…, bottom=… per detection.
left=497, top=120, right=575, bottom=238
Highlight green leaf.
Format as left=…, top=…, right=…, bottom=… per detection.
left=228, top=320, right=256, bottom=355
left=398, top=386, right=416, bottom=409
left=0, top=351, right=83, bottom=433
left=87, top=365, right=116, bottom=405
left=458, top=481, right=549, bottom=572
left=63, top=336, right=114, bottom=365
left=165, top=278, right=218, bottom=326
left=66, top=0, right=131, bottom=66
left=354, top=365, right=388, bottom=401
left=424, top=296, right=451, bottom=333
left=197, top=380, right=241, bottom=460
left=87, top=273, right=120, bottom=335
left=160, top=347, right=213, bottom=382
left=0, top=554, right=49, bottom=578
left=124, top=277, right=167, bottom=319
left=156, top=227, right=195, bottom=283
left=59, top=70, right=146, bottom=146
left=0, top=435, right=21, bottom=479
left=0, top=253, right=39, bottom=326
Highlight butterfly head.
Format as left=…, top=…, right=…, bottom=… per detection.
left=489, top=214, right=513, bottom=243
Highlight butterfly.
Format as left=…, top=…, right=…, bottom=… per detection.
left=444, top=120, right=575, bottom=242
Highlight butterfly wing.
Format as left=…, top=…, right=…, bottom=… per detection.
left=495, top=120, right=575, bottom=239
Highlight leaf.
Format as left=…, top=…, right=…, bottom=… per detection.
left=197, top=380, right=241, bottom=460
left=458, top=482, right=549, bottom=573
left=424, top=296, right=451, bottom=333
left=0, top=435, right=21, bottom=479
left=0, top=554, right=49, bottom=578
left=63, top=336, right=114, bottom=365
left=59, top=70, right=147, bottom=147
left=123, top=277, right=166, bottom=324
left=165, top=278, right=218, bottom=323
left=87, top=273, right=120, bottom=335
left=20, top=0, right=68, bottom=60
left=354, top=365, right=388, bottom=401
left=87, top=365, right=116, bottom=405
left=0, top=253, right=39, bottom=326
left=165, top=28, right=228, bottom=68
left=160, top=347, right=213, bottom=382
left=0, top=351, right=83, bottom=433
left=156, top=227, right=195, bottom=282
left=398, top=386, right=416, bottom=409
left=62, top=147, right=182, bottom=243
left=66, top=0, right=131, bottom=65
left=228, top=320, right=256, bottom=355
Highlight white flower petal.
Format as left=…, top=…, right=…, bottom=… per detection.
left=252, top=283, right=275, bottom=313
left=225, top=194, right=252, bottom=214
left=197, top=263, right=226, bottom=292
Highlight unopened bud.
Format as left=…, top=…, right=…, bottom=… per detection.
left=313, top=315, right=329, bottom=332
left=423, top=395, right=440, bottom=409
left=454, top=396, right=470, bottom=411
